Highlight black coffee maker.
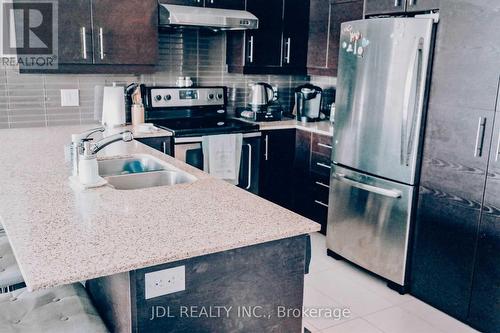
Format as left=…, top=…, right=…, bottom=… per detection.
left=293, top=84, right=323, bottom=122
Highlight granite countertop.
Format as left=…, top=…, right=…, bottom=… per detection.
left=237, top=118, right=334, bottom=137
left=106, top=124, right=173, bottom=139
left=0, top=125, right=319, bottom=291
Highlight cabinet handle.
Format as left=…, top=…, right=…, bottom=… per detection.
left=81, top=27, right=87, bottom=60
left=315, top=181, right=330, bottom=189
left=162, top=141, right=167, bottom=154
left=248, top=36, right=254, bottom=63
left=314, top=200, right=329, bottom=208
left=495, top=130, right=500, bottom=162
left=394, top=0, right=400, bottom=6
left=317, top=142, right=332, bottom=150
left=99, top=27, right=105, bottom=60
left=408, top=0, right=416, bottom=6
left=284, top=37, right=291, bottom=64
left=474, top=117, right=487, bottom=157
left=264, top=134, right=269, bottom=161
left=245, top=144, right=252, bottom=190
left=317, top=162, right=331, bottom=170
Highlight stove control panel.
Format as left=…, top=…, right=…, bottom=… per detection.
left=149, top=87, right=226, bottom=108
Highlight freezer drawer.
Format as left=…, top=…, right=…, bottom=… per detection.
left=326, top=165, right=415, bottom=285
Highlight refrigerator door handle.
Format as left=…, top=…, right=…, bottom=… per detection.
left=401, top=38, right=425, bottom=167
left=333, top=173, right=402, bottom=198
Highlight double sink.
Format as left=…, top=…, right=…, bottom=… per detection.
left=97, top=155, right=197, bottom=190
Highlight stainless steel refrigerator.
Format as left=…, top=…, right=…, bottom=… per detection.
left=326, top=17, right=435, bottom=291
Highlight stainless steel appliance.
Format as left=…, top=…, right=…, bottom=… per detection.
left=143, top=86, right=261, bottom=194
left=248, top=83, right=276, bottom=110
left=293, top=84, right=323, bottom=122
left=327, top=18, right=435, bottom=292
left=158, top=4, right=259, bottom=30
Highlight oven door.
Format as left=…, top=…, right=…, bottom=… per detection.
left=174, top=132, right=261, bottom=194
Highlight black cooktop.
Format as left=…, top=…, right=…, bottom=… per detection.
left=153, top=117, right=259, bottom=137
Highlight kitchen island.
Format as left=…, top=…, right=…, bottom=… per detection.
left=0, top=125, right=319, bottom=332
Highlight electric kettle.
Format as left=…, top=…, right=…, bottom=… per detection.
left=248, top=82, right=276, bottom=108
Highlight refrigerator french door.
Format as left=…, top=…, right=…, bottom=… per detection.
left=327, top=18, right=435, bottom=290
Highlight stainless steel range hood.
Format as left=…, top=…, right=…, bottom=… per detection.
left=159, top=4, right=259, bottom=30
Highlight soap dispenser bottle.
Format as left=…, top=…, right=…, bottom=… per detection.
left=78, top=141, right=101, bottom=185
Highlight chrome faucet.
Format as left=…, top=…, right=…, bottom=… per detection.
left=70, top=127, right=106, bottom=176
left=83, top=131, right=134, bottom=156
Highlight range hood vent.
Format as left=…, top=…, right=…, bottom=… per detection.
left=159, top=4, right=259, bottom=31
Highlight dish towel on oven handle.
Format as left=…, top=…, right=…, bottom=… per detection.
left=202, top=134, right=243, bottom=185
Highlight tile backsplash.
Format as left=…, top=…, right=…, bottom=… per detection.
left=0, top=29, right=336, bottom=129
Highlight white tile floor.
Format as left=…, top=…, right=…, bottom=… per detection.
left=302, top=233, right=479, bottom=333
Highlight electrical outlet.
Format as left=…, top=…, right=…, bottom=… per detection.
left=61, top=89, right=80, bottom=107
left=145, top=266, right=185, bottom=300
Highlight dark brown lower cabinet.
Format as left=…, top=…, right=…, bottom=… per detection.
left=136, top=137, right=173, bottom=156
left=259, top=129, right=333, bottom=235
left=259, top=130, right=296, bottom=210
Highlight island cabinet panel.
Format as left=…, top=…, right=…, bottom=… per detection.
left=226, top=0, right=310, bottom=74
left=259, top=130, right=297, bottom=210
left=136, top=137, right=173, bottom=156
left=87, top=236, right=307, bottom=333
left=307, top=0, right=363, bottom=76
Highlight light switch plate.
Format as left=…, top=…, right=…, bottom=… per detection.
left=61, top=89, right=80, bottom=107
left=145, top=266, right=185, bottom=300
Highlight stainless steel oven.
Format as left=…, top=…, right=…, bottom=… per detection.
left=174, top=132, right=261, bottom=194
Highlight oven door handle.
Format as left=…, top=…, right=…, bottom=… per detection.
left=245, top=143, right=252, bottom=190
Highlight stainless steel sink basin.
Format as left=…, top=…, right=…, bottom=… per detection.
left=96, top=154, right=197, bottom=190
left=98, top=155, right=166, bottom=177
left=106, top=170, right=196, bottom=190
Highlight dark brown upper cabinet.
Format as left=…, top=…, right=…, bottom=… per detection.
left=307, top=0, right=363, bottom=76
left=364, top=0, right=439, bottom=16
left=92, top=0, right=158, bottom=65
left=406, top=0, right=440, bottom=12
left=226, top=0, right=310, bottom=75
left=24, top=0, right=158, bottom=73
left=160, top=0, right=204, bottom=6
left=204, top=0, right=246, bottom=10
left=160, top=0, right=244, bottom=9
left=58, top=0, right=93, bottom=65
left=282, top=0, right=310, bottom=69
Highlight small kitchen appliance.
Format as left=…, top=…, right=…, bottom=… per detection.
left=293, top=84, right=323, bottom=122
left=248, top=82, right=277, bottom=110
left=142, top=86, right=261, bottom=194
left=237, top=83, right=283, bottom=122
